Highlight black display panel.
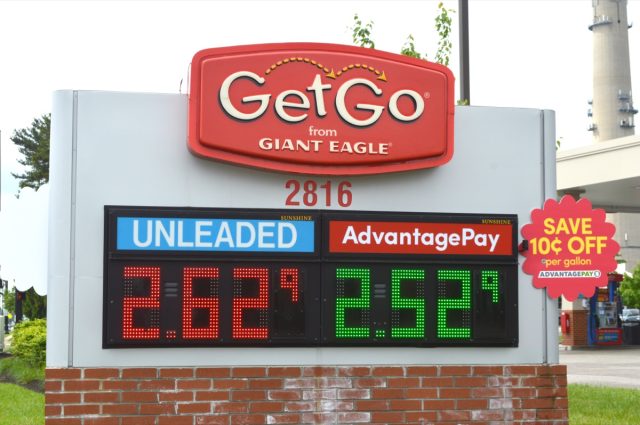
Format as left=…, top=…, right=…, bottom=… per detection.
left=103, top=207, right=518, bottom=348
left=321, top=264, right=515, bottom=345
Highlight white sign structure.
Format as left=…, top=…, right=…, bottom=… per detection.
left=47, top=91, right=558, bottom=367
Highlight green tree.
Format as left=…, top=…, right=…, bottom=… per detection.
left=400, top=35, right=423, bottom=59
left=434, top=2, right=454, bottom=66
left=11, top=113, right=51, bottom=191
left=8, top=115, right=51, bottom=313
left=3, top=286, right=15, bottom=315
left=1, top=287, right=45, bottom=318
left=351, top=2, right=455, bottom=66
left=23, top=288, right=46, bottom=319
left=351, top=14, right=375, bottom=49
left=619, top=263, right=640, bottom=308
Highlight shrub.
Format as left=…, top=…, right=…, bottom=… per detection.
left=9, top=319, right=46, bottom=367
left=0, top=357, right=45, bottom=386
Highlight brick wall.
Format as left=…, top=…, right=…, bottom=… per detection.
left=45, top=364, right=567, bottom=424
left=561, top=309, right=588, bottom=347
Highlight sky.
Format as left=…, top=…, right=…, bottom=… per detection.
left=0, top=0, right=639, bottom=293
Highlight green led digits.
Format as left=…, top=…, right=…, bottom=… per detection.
left=437, top=269, right=471, bottom=339
left=335, top=268, right=371, bottom=338
left=481, top=270, right=500, bottom=303
left=391, top=269, right=425, bottom=338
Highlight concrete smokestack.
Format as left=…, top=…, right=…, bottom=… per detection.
left=589, top=0, right=636, bottom=142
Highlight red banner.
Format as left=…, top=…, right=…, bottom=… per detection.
left=329, top=221, right=513, bottom=256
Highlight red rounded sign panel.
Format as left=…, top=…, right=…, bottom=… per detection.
left=189, top=43, right=455, bottom=175
left=520, top=196, right=620, bottom=301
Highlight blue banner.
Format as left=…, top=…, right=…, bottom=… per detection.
left=116, top=217, right=315, bottom=252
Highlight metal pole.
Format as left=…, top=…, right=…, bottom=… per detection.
left=15, top=290, right=23, bottom=323
left=458, top=0, right=470, bottom=104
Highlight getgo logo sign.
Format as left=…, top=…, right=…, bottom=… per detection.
left=188, top=43, right=454, bottom=175
left=219, top=72, right=425, bottom=126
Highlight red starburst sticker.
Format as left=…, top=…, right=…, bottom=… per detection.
left=520, top=196, right=619, bottom=301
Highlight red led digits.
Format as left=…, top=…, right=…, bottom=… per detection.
left=182, top=267, right=220, bottom=339
left=122, top=266, right=160, bottom=339
left=280, top=268, right=300, bottom=302
left=232, top=267, right=269, bottom=339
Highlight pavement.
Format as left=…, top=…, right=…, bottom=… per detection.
left=559, top=345, right=640, bottom=389
left=1, top=334, right=10, bottom=351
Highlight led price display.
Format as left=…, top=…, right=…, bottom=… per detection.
left=103, top=207, right=518, bottom=348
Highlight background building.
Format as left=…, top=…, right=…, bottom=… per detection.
left=557, top=0, right=640, bottom=347
left=559, top=0, right=640, bottom=272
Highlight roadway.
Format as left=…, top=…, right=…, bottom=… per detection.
left=559, top=346, right=640, bottom=389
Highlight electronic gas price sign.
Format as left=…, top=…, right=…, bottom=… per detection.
left=103, top=206, right=518, bottom=348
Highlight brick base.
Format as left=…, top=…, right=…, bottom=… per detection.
left=45, top=364, right=568, bottom=424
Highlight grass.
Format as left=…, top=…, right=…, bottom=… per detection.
left=0, top=383, right=44, bottom=425
left=0, top=357, right=44, bottom=388
left=569, top=384, right=640, bottom=425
